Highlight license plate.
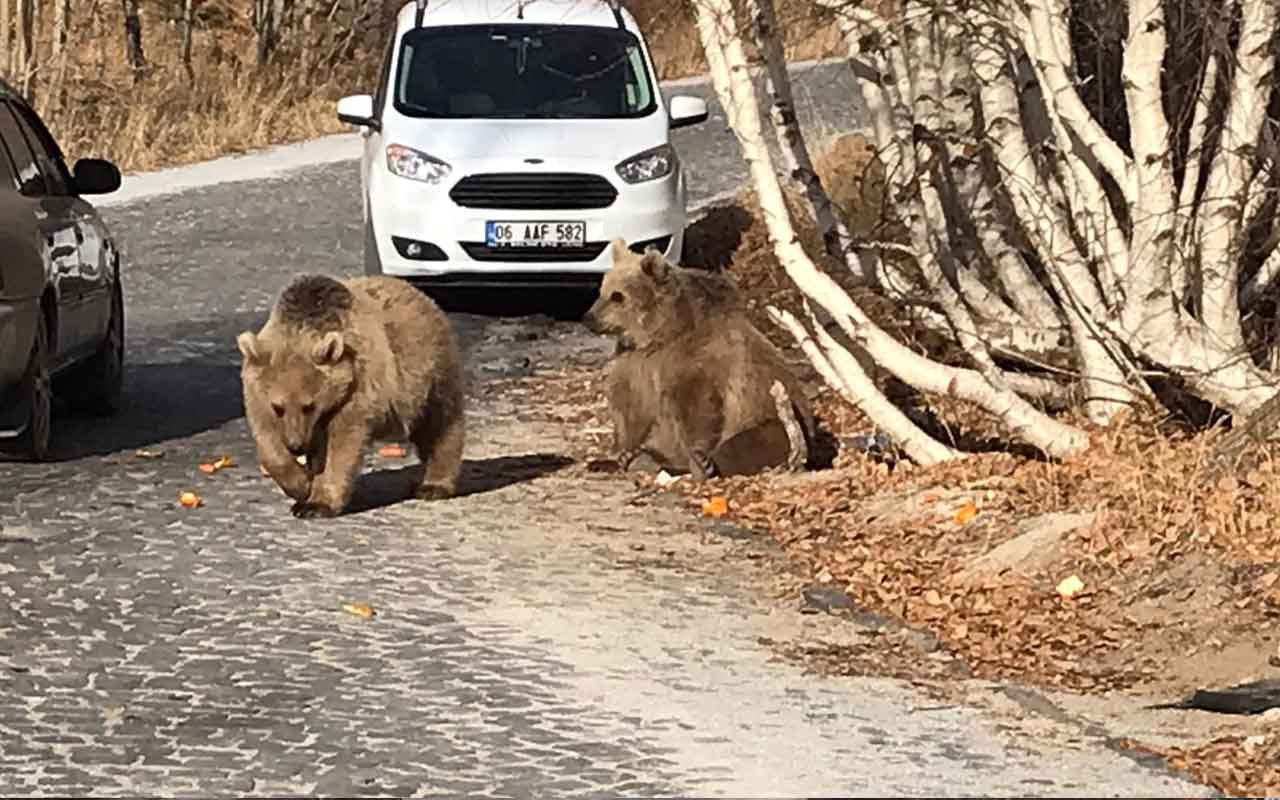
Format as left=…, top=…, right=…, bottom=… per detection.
left=485, top=220, right=586, bottom=248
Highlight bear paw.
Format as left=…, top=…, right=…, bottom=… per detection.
left=415, top=484, right=454, bottom=501
left=688, top=452, right=717, bottom=481
left=291, top=501, right=342, bottom=519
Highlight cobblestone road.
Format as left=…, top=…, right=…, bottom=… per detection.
left=0, top=62, right=1214, bottom=796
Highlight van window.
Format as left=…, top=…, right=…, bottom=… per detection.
left=394, top=24, right=657, bottom=119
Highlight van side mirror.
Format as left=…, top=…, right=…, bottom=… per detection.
left=668, top=95, right=709, bottom=129
left=338, top=94, right=379, bottom=130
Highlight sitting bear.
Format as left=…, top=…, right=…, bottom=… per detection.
left=584, top=239, right=812, bottom=478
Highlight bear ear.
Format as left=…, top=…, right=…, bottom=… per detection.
left=312, top=331, right=346, bottom=365
left=237, top=331, right=265, bottom=364
left=609, top=237, right=630, bottom=265
left=640, top=248, right=670, bottom=283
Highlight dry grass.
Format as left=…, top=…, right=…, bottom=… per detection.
left=25, top=0, right=844, bottom=175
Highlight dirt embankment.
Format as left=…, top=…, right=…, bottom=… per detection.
left=541, top=130, right=1280, bottom=797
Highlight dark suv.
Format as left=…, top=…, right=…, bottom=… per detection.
left=0, top=80, right=125, bottom=461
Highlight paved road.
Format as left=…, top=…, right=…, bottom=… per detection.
left=0, top=62, right=1213, bottom=796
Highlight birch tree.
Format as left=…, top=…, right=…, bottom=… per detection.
left=691, top=0, right=1280, bottom=462
left=14, top=0, right=30, bottom=95
left=42, top=0, right=70, bottom=117
left=0, top=0, right=10, bottom=81
left=121, top=0, right=145, bottom=82
left=181, top=0, right=197, bottom=80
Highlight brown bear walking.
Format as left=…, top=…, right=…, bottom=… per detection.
left=584, top=239, right=812, bottom=479
left=237, top=273, right=465, bottom=518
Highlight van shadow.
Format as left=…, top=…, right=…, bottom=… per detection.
left=46, top=361, right=246, bottom=462
left=343, top=453, right=576, bottom=515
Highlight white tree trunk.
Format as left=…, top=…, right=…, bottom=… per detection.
left=1195, top=0, right=1276, bottom=353
left=695, top=0, right=1280, bottom=460
left=770, top=304, right=961, bottom=465
left=692, top=0, right=1090, bottom=460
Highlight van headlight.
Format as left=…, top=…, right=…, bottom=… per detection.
left=615, top=144, right=676, bottom=184
left=386, top=144, right=452, bottom=184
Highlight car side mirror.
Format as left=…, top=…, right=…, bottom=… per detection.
left=72, top=158, right=121, bottom=195
left=338, top=94, right=379, bottom=130
left=668, top=95, right=709, bottom=129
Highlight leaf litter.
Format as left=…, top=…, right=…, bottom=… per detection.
left=482, top=172, right=1280, bottom=793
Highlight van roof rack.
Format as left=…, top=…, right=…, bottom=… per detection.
left=605, top=0, right=625, bottom=30
left=414, top=0, right=427, bottom=28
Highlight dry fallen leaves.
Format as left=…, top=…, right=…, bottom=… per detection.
left=178, top=491, right=202, bottom=509
left=378, top=444, right=408, bottom=459
left=133, top=448, right=164, bottom=460
left=342, top=602, right=375, bottom=619
left=702, top=496, right=730, bottom=517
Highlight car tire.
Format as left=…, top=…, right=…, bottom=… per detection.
left=61, top=278, right=124, bottom=417
left=0, top=309, right=52, bottom=461
left=363, top=218, right=383, bottom=275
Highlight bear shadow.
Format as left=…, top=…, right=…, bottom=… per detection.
left=342, top=453, right=576, bottom=515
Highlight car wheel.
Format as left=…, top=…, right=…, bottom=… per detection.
left=0, top=311, right=52, bottom=461
left=61, top=278, right=124, bottom=416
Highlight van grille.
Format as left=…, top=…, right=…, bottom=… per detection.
left=460, top=241, right=609, bottom=262
left=449, top=173, right=618, bottom=210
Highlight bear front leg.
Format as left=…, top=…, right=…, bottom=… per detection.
left=292, top=416, right=367, bottom=519
left=612, top=409, right=652, bottom=471
left=254, top=427, right=312, bottom=502
left=608, top=368, right=653, bottom=470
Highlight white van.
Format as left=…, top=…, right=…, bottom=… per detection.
left=336, top=0, right=709, bottom=290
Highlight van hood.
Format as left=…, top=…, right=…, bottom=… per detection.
left=383, top=115, right=667, bottom=164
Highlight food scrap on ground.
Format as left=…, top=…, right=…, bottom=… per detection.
left=342, top=602, right=375, bottom=619
left=1055, top=574, right=1085, bottom=599
left=178, top=491, right=202, bottom=509
left=702, top=496, right=730, bottom=517
left=199, top=454, right=236, bottom=474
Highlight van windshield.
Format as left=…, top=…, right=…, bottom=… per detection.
left=393, top=24, right=657, bottom=119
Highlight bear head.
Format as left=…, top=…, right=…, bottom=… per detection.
left=584, top=238, right=684, bottom=351
left=237, top=327, right=357, bottom=458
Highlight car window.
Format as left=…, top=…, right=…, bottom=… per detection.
left=9, top=102, right=71, bottom=196
left=0, top=127, right=20, bottom=191
left=0, top=104, right=45, bottom=196
left=394, top=24, right=657, bottom=119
